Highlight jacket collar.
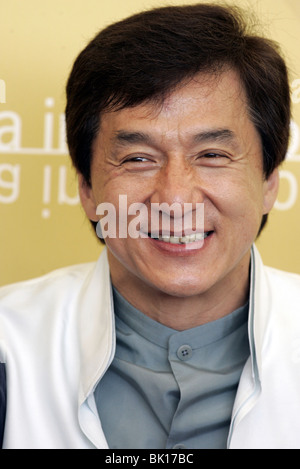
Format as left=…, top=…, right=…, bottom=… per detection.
left=250, top=244, right=272, bottom=381
left=227, top=245, right=270, bottom=448
left=77, top=248, right=115, bottom=404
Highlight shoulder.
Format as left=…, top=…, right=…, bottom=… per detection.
left=261, top=265, right=300, bottom=331
left=0, top=262, right=96, bottom=315
left=253, top=245, right=300, bottom=304
left=264, top=265, right=300, bottom=299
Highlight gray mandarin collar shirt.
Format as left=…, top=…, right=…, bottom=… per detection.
left=95, top=288, right=250, bottom=449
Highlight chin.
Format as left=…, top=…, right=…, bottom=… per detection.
left=151, top=278, right=207, bottom=298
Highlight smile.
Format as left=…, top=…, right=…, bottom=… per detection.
left=151, top=231, right=212, bottom=244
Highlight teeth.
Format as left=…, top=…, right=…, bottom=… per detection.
left=157, top=232, right=209, bottom=244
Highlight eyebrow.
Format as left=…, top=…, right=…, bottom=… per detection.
left=192, top=128, right=236, bottom=144
left=111, top=128, right=237, bottom=148
left=112, top=131, right=153, bottom=147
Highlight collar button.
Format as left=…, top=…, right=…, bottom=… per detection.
left=177, top=344, right=193, bottom=361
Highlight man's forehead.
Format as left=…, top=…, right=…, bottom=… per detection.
left=104, top=68, right=246, bottom=123
left=161, top=68, right=246, bottom=107
left=94, top=68, right=250, bottom=152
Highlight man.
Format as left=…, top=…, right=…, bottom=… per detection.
left=0, top=3, right=299, bottom=449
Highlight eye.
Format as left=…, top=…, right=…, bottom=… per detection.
left=203, top=152, right=225, bottom=158
left=127, top=156, right=149, bottom=162
left=123, top=155, right=152, bottom=165
left=122, top=154, right=157, bottom=171
left=196, top=151, right=230, bottom=166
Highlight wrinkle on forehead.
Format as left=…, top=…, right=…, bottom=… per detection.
left=127, top=68, right=248, bottom=123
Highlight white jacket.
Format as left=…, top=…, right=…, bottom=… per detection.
left=0, top=245, right=300, bottom=449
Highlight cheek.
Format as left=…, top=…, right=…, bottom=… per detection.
left=105, top=237, right=144, bottom=283
left=105, top=237, right=127, bottom=262
left=97, top=175, right=146, bottom=204
left=211, top=174, right=265, bottom=228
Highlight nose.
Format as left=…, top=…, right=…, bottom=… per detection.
left=149, top=156, right=206, bottom=236
left=150, top=156, right=204, bottom=207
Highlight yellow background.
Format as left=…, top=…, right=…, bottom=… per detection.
left=0, top=0, right=299, bottom=286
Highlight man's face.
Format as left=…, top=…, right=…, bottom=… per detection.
left=80, top=69, right=278, bottom=299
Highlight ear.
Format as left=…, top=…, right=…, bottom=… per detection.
left=78, top=173, right=99, bottom=222
left=263, top=168, right=279, bottom=215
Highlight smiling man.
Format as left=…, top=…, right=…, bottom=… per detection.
left=0, top=3, right=300, bottom=449
left=80, top=69, right=275, bottom=330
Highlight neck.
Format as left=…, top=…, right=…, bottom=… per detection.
left=108, top=252, right=251, bottom=331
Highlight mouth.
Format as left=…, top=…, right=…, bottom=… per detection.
left=149, top=231, right=213, bottom=245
